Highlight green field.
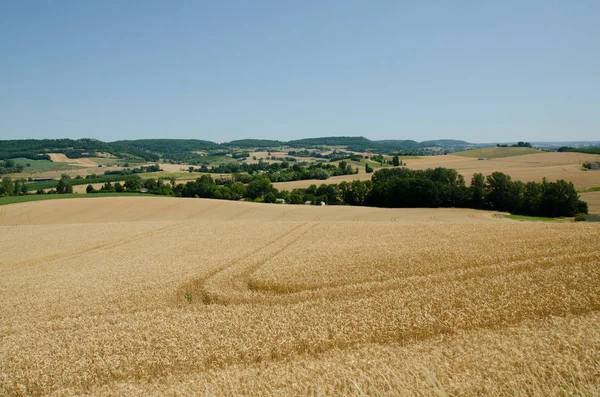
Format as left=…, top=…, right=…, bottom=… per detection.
left=454, top=147, right=540, bottom=159
left=579, top=186, right=600, bottom=193
left=0, top=192, right=152, bottom=206
left=25, top=180, right=58, bottom=190
left=504, top=214, right=566, bottom=222
left=10, top=158, right=77, bottom=172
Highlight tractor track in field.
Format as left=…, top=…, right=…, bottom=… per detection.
left=225, top=207, right=256, bottom=221
left=176, top=222, right=318, bottom=305
left=0, top=223, right=182, bottom=275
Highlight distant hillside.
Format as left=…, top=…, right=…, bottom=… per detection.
left=0, top=136, right=475, bottom=161
left=286, top=136, right=373, bottom=149
left=224, top=139, right=283, bottom=148
left=557, top=146, right=600, bottom=155
left=420, top=139, right=471, bottom=148
left=454, top=147, right=540, bottom=159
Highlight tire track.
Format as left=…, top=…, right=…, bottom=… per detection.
left=188, top=202, right=220, bottom=220
left=176, top=223, right=317, bottom=305
left=270, top=208, right=297, bottom=222
left=0, top=223, right=182, bottom=275
left=225, top=207, right=256, bottom=221
left=84, top=199, right=139, bottom=223
left=225, top=250, right=600, bottom=308
left=200, top=223, right=318, bottom=305
left=133, top=201, right=182, bottom=221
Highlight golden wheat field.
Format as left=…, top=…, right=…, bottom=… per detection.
left=1, top=197, right=599, bottom=396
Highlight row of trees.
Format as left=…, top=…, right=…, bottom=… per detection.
left=497, top=141, right=533, bottom=148
left=188, top=161, right=359, bottom=182
left=25, top=167, right=588, bottom=218
left=130, top=168, right=590, bottom=217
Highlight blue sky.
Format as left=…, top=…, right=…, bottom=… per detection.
left=1, top=1, right=599, bottom=143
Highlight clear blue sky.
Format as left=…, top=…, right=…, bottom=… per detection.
left=1, top=1, right=599, bottom=143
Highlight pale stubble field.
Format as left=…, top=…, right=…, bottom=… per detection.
left=0, top=197, right=599, bottom=396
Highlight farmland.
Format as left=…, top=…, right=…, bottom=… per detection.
left=453, top=146, right=540, bottom=158
left=1, top=197, right=599, bottom=395
left=273, top=151, right=600, bottom=192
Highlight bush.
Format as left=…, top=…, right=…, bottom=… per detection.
left=576, top=200, right=589, bottom=214
left=574, top=213, right=586, bottom=222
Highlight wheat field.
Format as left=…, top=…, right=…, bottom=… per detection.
left=1, top=197, right=599, bottom=396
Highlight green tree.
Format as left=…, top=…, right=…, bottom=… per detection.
left=246, top=176, right=274, bottom=200
left=124, top=175, right=142, bottom=191
left=1, top=177, right=14, bottom=196
left=264, top=192, right=277, bottom=203
left=469, top=173, right=485, bottom=208
left=230, top=182, right=246, bottom=200
left=392, top=155, right=400, bottom=167
left=484, top=172, right=513, bottom=211
left=56, top=178, right=72, bottom=194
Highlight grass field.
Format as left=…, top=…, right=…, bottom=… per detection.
left=0, top=197, right=598, bottom=395
left=453, top=146, right=541, bottom=158
left=9, top=157, right=78, bottom=173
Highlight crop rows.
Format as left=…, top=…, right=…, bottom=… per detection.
left=1, top=199, right=599, bottom=395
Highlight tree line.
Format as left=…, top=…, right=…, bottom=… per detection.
left=10, top=165, right=588, bottom=218
left=80, top=167, right=587, bottom=218
left=187, top=161, right=358, bottom=183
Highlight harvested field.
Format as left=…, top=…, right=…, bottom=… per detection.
left=48, top=153, right=97, bottom=166
left=1, top=197, right=599, bottom=396
left=453, top=146, right=540, bottom=158
left=580, top=190, right=600, bottom=213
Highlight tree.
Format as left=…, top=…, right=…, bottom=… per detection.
left=230, top=182, right=246, bottom=200
left=1, top=177, right=14, bottom=196
left=539, top=179, right=579, bottom=217
left=469, top=173, right=486, bottom=209
left=56, top=178, right=72, bottom=194
left=484, top=172, right=513, bottom=211
left=392, top=155, right=400, bottom=167
left=288, top=193, right=303, bottom=204
left=365, top=163, right=373, bottom=173
left=246, top=176, right=274, bottom=200
left=86, top=184, right=95, bottom=193
left=114, top=182, right=124, bottom=192
left=349, top=180, right=368, bottom=205
left=100, top=181, right=114, bottom=192
left=264, top=192, right=277, bottom=203
left=124, top=175, right=142, bottom=191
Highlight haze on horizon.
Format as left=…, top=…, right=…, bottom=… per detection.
left=1, top=1, right=599, bottom=143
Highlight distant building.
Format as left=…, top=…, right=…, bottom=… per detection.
left=477, top=157, right=486, bottom=160
left=588, top=162, right=599, bottom=170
